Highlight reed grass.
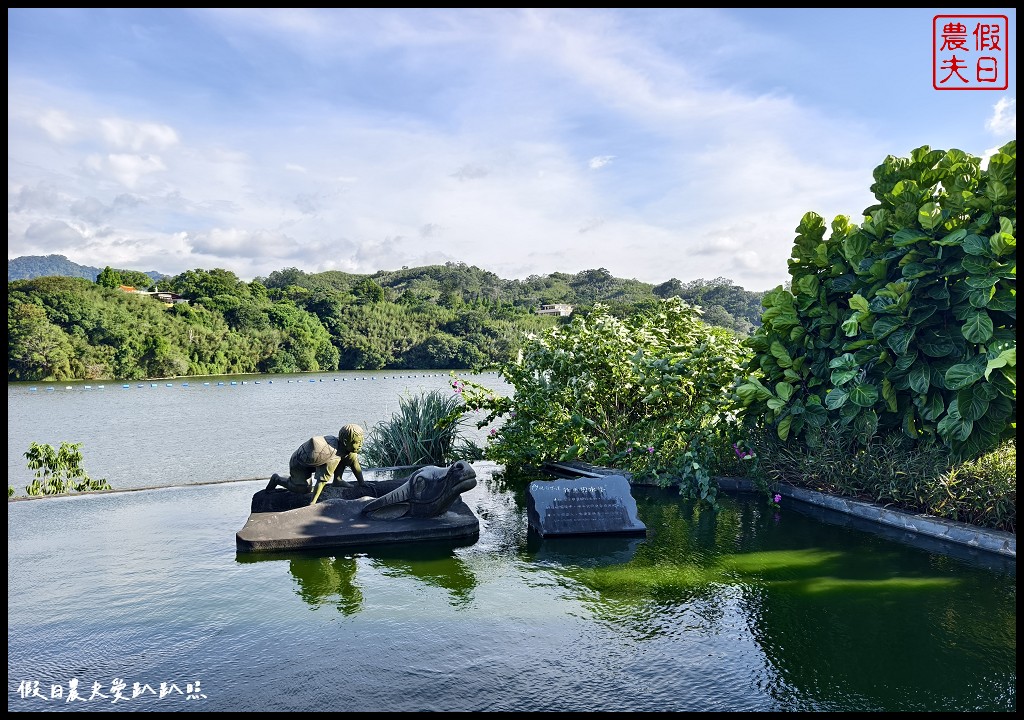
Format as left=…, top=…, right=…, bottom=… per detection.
left=362, top=389, right=481, bottom=467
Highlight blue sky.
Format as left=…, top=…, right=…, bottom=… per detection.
left=7, top=8, right=1016, bottom=291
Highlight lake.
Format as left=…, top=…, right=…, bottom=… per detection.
left=7, top=372, right=1017, bottom=712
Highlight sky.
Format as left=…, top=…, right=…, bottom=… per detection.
left=7, top=8, right=1017, bottom=292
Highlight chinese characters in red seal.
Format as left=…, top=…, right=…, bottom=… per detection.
left=933, top=15, right=1009, bottom=90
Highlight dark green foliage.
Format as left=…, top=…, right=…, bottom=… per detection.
left=745, top=425, right=1014, bottom=533
left=736, top=142, right=1015, bottom=461
left=453, top=299, right=752, bottom=507
left=9, top=258, right=767, bottom=381
left=96, top=266, right=122, bottom=288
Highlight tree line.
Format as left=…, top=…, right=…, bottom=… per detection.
left=8, top=261, right=765, bottom=382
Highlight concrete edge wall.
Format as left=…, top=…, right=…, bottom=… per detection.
left=716, top=476, right=1015, bottom=560
left=543, top=462, right=1015, bottom=561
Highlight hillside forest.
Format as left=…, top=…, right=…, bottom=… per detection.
left=8, top=260, right=765, bottom=382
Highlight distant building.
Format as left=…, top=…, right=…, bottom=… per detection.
left=537, top=303, right=573, bottom=317
left=118, top=286, right=188, bottom=307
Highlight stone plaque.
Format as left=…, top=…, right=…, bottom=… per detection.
left=527, top=475, right=647, bottom=538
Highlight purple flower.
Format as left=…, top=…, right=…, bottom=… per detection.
left=489, top=428, right=497, bottom=436
left=626, top=447, right=633, bottom=453
left=647, top=446, right=655, bottom=453
left=773, top=494, right=782, bottom=504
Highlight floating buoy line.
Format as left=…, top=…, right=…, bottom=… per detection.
left=25, top=371, right=501, bottom=392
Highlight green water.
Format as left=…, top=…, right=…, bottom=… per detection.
left=7, top=464, right=1015, bottom=712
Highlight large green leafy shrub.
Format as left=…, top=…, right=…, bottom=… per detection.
left=453, top=298, right=751, bottom=505
left=736, top=142, right=1016, bottom=460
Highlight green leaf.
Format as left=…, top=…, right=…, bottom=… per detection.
left=901, top=262, right=936, bottom=279
left=990, top=231, right=1016, bottom=257
left=825, top=387, right=848, bottom=410
left=984, top=347, right=1015, bottom=380
left=908, top=364, right=931, bottom=394
left=960, top=255, right=991, bottom=275
left=767, top=397, right=787, bottom=412
left=983, top=180, right=1008, bottom=205
left=775, top=382, right=794, bottom=402
left=944, top=360, right=985, bottom=390
left=894, top=349, right=919, bottom=372
left=962, top=234, right=992, bottom=256
left=902, top=406, right=919, bottom=438
left=830, top=368, right=858, bottom=386
left=881, top=377, right=897, bottom=412
left=918, top=328, right=957, bottom=357
left=849, top=294, right=869, bottom=313
left=919, top=392, right=944, bottom=421
left=886, top=327, right=914, bottom=355
left=871, top=316, right=903, bottom=339
left=961, top=311, right=994, bottom=344
left=893, top=228, right=930, bottom=247
left=848, top=383, right=879, bottom=407
left=559, top=445, right=581, bottom=462
left=804, top=402, right=827, bottom=428
left=931, top=228, right=967, bottom=246
left=769, top=341, right=793, bottom=368
left=918, top=202, right=943, bottom=230
left=937, top=413, right=974, bottom=443
left=841, top=316, right=860, bottom=337
left=777, top=415, right=792, bottom=441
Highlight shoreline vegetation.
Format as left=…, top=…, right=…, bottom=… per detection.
left=7, top=143, right=1016, bottom=538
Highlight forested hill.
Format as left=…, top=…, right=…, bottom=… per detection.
left=8, top=254, right=165, bottom=283
left=9, top=258, right=766, bottom=333
left=9, top=261, right=767, bottom=382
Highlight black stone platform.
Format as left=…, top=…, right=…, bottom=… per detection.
left=237, top=476, right=479, bottom=553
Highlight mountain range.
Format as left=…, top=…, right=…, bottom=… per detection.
left=8, top=254, right=166, bottom=283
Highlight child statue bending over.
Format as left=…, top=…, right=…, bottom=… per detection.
left=266, top=424, right=366, bottom=502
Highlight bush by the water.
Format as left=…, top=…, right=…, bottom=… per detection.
left=361, top=389, right=482, bottom=468
left=725, top=427, right=1015, bottom=533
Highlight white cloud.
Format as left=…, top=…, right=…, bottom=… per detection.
left=38, top=110, right=77, bottom=143
left=7, top=9, right=1010, bottom=292
left=96, top=153, right=168, bottom=189
left=985, top=97, right=1016, bottom=135
left=99, top=118, right=179, bottom=152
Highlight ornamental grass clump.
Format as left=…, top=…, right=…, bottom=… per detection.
left=361, top=389, right=481, bottom=468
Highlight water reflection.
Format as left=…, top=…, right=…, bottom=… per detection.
left=368, top=542, right=480, bottom=607
left=526, top=534, right=646, bottom=568
left=290, top=555, right=363, bottom=615
left=236, top=537, right=480, bottom=611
